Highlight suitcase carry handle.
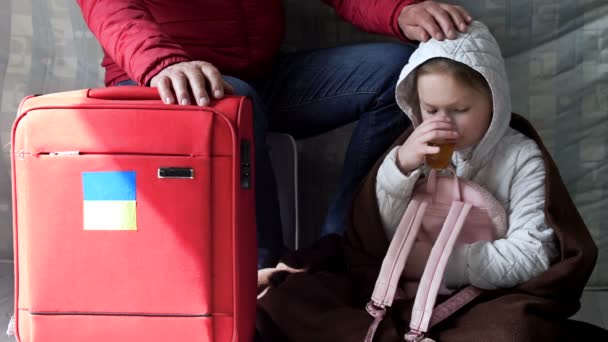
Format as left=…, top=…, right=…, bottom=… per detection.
left=87, top=86, right=160, bottom=101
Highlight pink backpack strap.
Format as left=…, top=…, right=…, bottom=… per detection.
left=365, top=198, right=428, bottom=342
left=365, top=170, right=482, bottom=342
left=405, top=201, right=472, bottom=341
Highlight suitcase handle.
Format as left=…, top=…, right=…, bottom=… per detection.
left=87, top=86, right=160, bottom=101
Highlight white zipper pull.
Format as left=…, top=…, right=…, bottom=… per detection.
left=48, top=151, right=80, bottom=156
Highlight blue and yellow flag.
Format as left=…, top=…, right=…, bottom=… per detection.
left=82, top=171, right=137, bottom=231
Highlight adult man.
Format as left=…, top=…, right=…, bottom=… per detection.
left=77, top=0, right=471, bottom=268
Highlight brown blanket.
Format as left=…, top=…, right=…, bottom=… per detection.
left=257, top=115, right=605, bottom=341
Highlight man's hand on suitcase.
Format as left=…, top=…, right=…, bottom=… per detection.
left=150, top=61, right=234, bottom=106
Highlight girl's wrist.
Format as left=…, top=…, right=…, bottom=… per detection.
left=395, top=153, right=420, bottom=175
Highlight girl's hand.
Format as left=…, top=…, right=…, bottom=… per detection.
left=257, top=262, right=305, bottom=295
left=396, top=117, right=458, bottom=173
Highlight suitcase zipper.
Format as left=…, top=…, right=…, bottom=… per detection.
left=240, top=139, right=251, bottom=189
left=37, top=151, right=195, bottom=157
left=27, top=310, right=211, bottom=318
left=48, top=150, right=80, bottom=156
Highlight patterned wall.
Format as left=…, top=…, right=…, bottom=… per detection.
left=0, top=0, right=105, bottom=261
left=0, top=0, right=606, bottom=287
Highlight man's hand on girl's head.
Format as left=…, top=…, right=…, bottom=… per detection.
left=398, top=1, right=473, bottom=42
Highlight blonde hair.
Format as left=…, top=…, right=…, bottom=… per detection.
left=402, top=58, right=492, bottom=118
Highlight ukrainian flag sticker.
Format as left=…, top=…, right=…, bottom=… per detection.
left=82, top=171, right=137, bottom=231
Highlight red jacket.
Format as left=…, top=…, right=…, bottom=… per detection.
left=77, top=0, right=417, bottom=86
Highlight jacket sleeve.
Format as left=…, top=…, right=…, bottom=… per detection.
left=376, top=146, right=422, bottom=240
left=322, top=0, right=421, bottom=41
left=443, top=142, right=560, bottom=290
left=77, top=0, right=192, bottom=85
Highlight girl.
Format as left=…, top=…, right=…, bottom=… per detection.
left=377, top=21, right=559, bottom=289
left=256, top=22, right=601, bottom=342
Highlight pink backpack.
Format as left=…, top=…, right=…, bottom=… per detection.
left=365, top=168, right=508, bottom=342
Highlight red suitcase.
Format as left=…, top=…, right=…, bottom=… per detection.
left=11, top=87, right=257, bottom=342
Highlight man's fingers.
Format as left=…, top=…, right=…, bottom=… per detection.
left=201, top=63, right=224, bottom=99
left=149, top=61, right=227, bottom=106
left=426, top=6, right=458, bottom=39
left=454, top=5, right=473, bottom=23
left=404, top=25, right=430, bottom=42
left=155, top=76, right=175, bottom=104
left=440, top=4, right=471, bottom=32
left=184, top=68, right=210, bottom=106
left=170, top=73, right=191, bottom=105
left=398, top=2, right=473, bottom=42
left=417, top=9, right=444, bottom=40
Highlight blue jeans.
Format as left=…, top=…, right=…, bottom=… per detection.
left=119, top=42, right=415, bottom=268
